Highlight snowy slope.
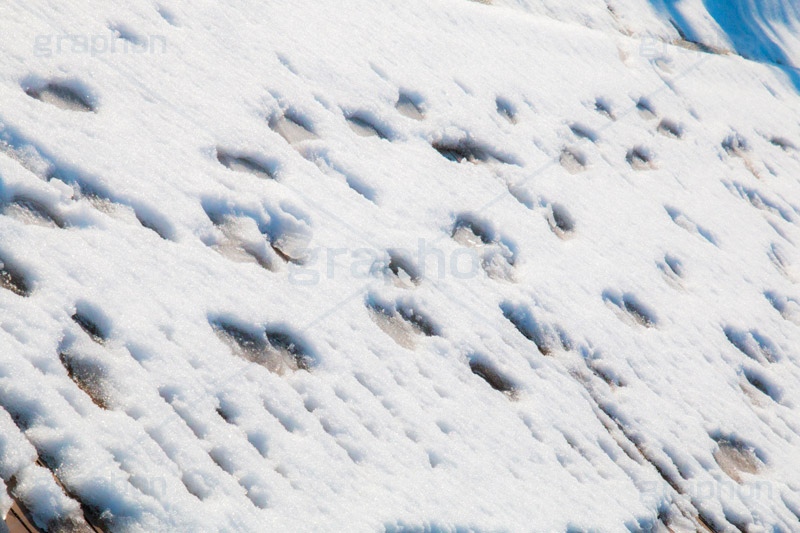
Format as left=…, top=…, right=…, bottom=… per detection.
left=1, top=0, right=800, bottom=531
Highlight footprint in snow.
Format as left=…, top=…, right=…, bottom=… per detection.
left=345, top=112, right=390, bottom=140
left=72, top=309, right=108, bottom=344
left=468, top=355, right=518, bottom=399
left=664, top=206, right=717, bottom=245
left=626, top=146, right=655, bottom=170
left=636, top=98, right=657, bottom=120
left=451, top=214, right=517, bottom=281
left=657, top=254, right=684, bottom=287
left=495, top=97, right=517, bottom=124
left=366, top=297, right=437, bottom=349
left=602, top=290, right=658, bottom=328
left=559, top=147, right=587, bottom=174
left=211, top=319, right=314, bottom=374
left=381, top=250, right=421, bottom=288
left=433, top=138, right=517, bottom=166
left=545, top=203, right=576, bottom=239
left=764, top=290, right=800, bottom=325
left=594, top=98, right=615, bottom=120
left=722, top=326, right=781, bottom=364
left=768, top=136, right=796, bottom=152
left=1, top=195, right=64, bottom=228
left=24, top=81, right=95, bottom=112
left=712, top=436, right=764, bottom=483
left=0, top=255, right=30, bottom=296
left=395, top=93, right=424, bottom=120
left=269, top=111, right=318, bottom=144
left=569, top=123, right=598, bottom=143
left=500, top=301, right=570, bottom=355
left=656, top=119, right=683, bottom=139
left=216, top=148, right=276, bottom=180
left=59, top=349, right=112, bottom=410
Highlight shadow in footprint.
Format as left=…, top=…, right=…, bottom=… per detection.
left=216, top=149, right=276, bottom=180
left=451, top=214, right=516, bottom=280
left=657, top=254, right=684, bottom=286
left=722, top=133, right=749, bottom=157
left=768, top=242, right=798, bottom=281
left=723, top=326, right=780, bottom=364
left=109, top=23, right=146, bottom=46
left=301, top=146, right=378, bottom=204
left=157, top=5, right=178, bottom=25
left=500, top=301, right=567, bottom=355
left=269, top=111, right=317, bottom=144
left=594, top=98, right=615, bottom=120
left=384, top=250, right=421, bottom=288
left=345, top=112, right=390, bottom=140
left=452, top=215, right=493, bottom=246
left=72, top=307, right=109, bottom=345
left=366, top=297, right=437, bottom=349
left=495, top=97, right=517, bottom=124
left=559, top=147, right=586, bottom=174
left=59, top=350, right=111, bottom=409
left=201, top=203, right=278, bottom=270
left=211, top=318, right=314, bottom=374
left=664, top=206, right=717, bottom=245
left=626, top=146, right=654, bottom=170
left=725, top=182, right=793, bottom=222
left=468, top=355, right=517, bottom=398
left=569, top=123, right=598, bottom=143
left=395, top=92, right=424, bottom=120
left=768, top=136, right=796, bottom=152
left=546, top=203, right=576, bottom=239
left=2, top=195, right=64, bottom=228
left=636, top=98, right=657, bottom=119
left=132, top=204, right=174, bottom=241
left=602, top=290, right=657, bottom=328
left=742, top=366, right=782, bottom=403
left=24, top=81, right=95, bottom=112
left=657, top=119, right=683, bottom=139
left=433, top=138, right=518, bottom=166
left=203, top=198, right=311, bottom=266
left=0, top=254, right=31, bottom=297
left=764, top=290, right=800, bottom=325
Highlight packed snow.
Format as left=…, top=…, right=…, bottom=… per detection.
left=1, top=0, right=800, bottom=531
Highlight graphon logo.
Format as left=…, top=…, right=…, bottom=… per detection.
left=287, top=240, right=494, bottom=286
left=639, top=478, right=774, bottom=506
left=34, top=33, right=167, bottom=58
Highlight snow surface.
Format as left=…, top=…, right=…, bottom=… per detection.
left=1, top=0, right=800, bottom=531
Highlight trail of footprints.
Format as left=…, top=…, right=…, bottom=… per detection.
left=4, top=43, right=800, bottom=533
left=0, top=130, right=175, bottom=242
left=0, top=314, right=113, bottom=531
left=0, top=257, right=792, bottom=533
left=3, top=455, right=104, bottom=533
left=491, top=296, right=780, bottom=530
left=1, top=304, right=320, bottom=529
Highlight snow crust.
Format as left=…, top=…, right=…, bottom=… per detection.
left=1, top=0, right=800, bottom=531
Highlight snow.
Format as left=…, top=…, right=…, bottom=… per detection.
left=1, top=0, right=800, bottom=531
